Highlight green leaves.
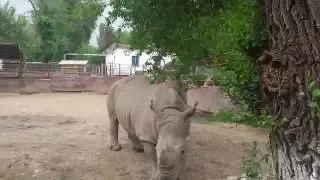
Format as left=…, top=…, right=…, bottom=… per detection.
left=116, top=31, right=132, bottom=44
left=312, top=89, right=320, bottom=99
left=32, top=0, right=104, bottom=62
left=306, top=80, right=320, bottom=119
left=0, top=3, right=41, bottom=60
left=308, top=102, right=318, bottom=108
left=308, top=80, right=316, bottom=90
left=108, top=0, right=265, bottom=112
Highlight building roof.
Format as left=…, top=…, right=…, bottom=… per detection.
left=104, top=43, right=132, bottom=54
left=0, top=42, right=23, bottom=60
left=108, top=43, right=131, bottom=50
left=58, top=60, right=88, bottom=65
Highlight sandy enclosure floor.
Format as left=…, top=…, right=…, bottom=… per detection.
left=0, top=93, right=268, bottom=180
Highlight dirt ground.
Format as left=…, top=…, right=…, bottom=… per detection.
left=0, top=93, right=268, bottom=180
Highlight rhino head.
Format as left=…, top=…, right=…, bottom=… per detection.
left=150, top=100, right=198, bottom=180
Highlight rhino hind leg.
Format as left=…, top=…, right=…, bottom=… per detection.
left=109, top=116, right=121, bottom=151
left=128, top=135, right=144, bottom=153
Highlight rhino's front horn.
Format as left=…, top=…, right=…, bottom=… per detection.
left=182, top=101, right=198, bottom=119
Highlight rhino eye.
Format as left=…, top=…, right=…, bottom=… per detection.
left=181, top=150, right=185, bottom=155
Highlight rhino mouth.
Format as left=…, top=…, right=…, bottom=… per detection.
left=157, top=173, right=180, bottom=180
left=157, top=164, right=182, bottom=180
left=158, top=177, right=179, bottom=180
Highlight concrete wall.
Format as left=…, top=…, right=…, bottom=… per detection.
left=0, top=76, right=123, bottom=93
left=0, top=76, right=237, bottom=113
left=186, top=86, right=238, bottom=113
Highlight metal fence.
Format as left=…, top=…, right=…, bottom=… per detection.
left=0, top=61, right=22, bottom=78
left=0, top=61, right=146, bottom=78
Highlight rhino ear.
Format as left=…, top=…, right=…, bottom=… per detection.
left=150, top=99, right=163, bottom=116
left=150, top=99, right=156, bottom=112
left=182, top=101, right=198, bottom=119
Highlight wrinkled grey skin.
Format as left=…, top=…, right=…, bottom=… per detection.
left=107, top=75, right=197, bottom=180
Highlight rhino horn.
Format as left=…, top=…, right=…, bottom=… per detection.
left=182, top=101, right=198, bottom=119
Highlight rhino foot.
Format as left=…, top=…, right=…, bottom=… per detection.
left=110, top=144, right=122, bottom=151
left=132, top=146, right=144, bottom=153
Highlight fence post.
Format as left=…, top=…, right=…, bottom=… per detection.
left=112, top=64, right=114, bottom=76
left=97, top=65, right=99, bottom=76
left=101, top=63, right=103, bottom=76
left=47, top=63, right=50, bottom=78
left=18, top=56, right=23, bottom=79
left=102, top=64, right=104, bottom=76
left=109, top=64, right=112, bottom=76
left=119, top=64, right=120, bottom=76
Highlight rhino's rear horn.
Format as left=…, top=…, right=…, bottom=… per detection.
left=182, top=101, right=198, bottom=119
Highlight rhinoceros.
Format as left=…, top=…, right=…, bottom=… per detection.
left=107, top=75, right=198, bottom=180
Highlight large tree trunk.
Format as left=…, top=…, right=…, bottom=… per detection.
left=258, top=0, right=320, bottom=179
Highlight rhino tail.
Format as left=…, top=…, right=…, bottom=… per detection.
left=107, top=83, right=121, bottom=151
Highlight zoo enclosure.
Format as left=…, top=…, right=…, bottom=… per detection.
left=0, top=61, right=147, bottom=78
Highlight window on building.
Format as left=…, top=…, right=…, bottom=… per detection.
left=131, top=56, right=140, bottom=66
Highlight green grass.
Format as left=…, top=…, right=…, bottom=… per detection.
left=191, top=113, right=215, bottom=124
left=191, top=109, right=274, bottom=129
left=211, top=110, right=274, bottom=129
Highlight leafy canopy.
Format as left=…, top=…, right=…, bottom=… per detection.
left=109, top=0, right=266, bottom=111
left=31, top=0, right=105, bottom=62
left=0, top=2, right=41, bottom=60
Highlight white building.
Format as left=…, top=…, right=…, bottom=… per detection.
left=104, top=44, right=173, bottom=75
left=0, top=59, right=3, bottom=71
left=58, top=60, right=89, bottom=73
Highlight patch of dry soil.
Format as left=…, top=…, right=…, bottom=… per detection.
left=0, top=93, right=268, bottom=180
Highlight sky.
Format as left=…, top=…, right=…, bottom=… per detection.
left=0, top=0, right=125, bottom=47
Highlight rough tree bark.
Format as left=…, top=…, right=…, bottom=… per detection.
left=258, top=0, right=320, bottom=179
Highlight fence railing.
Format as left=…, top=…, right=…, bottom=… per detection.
left=0, top=61, right=147, bottom=78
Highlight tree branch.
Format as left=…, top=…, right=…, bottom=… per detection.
left=27, top=0, right=37, bottom=12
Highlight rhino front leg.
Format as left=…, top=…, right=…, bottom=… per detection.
left=142, top=142, right=156, bottom=165
left=128, top=135, right=144, bottom=153
left=109, top=116, right=121, bottom=151
left=141, top=142, right=157, bottom=179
